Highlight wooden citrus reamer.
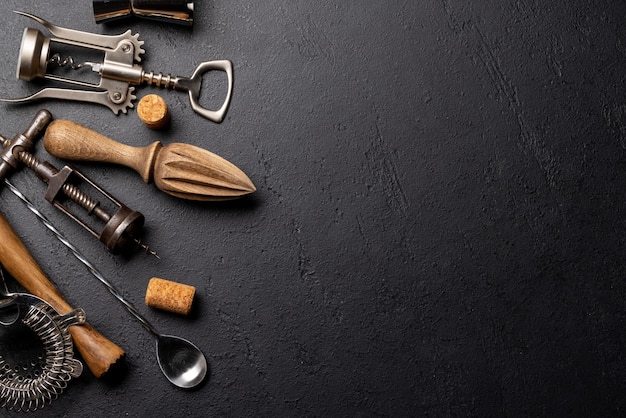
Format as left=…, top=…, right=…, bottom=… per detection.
left=44, top=119, right=256, bottom=201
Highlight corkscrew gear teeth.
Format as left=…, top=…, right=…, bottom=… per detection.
left=1, top=11, right=233, bottom=123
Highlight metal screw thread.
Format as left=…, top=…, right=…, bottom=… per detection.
left=133, top=237, right=160, bottom=259
left=16, top=150, right=38, bottom=170
left=47, top=53, right=88, bottom=71
left=141, top=71, right=177, bottom=89
left=16, top=151, right=106, bottom=219
left=61, top=183, right=102, bottom=217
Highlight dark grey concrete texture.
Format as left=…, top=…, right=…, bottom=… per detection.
left=0, top=0, right=625, bottom=416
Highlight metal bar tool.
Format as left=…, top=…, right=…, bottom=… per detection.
left=0, top=109, right=156, bottom=256
left=2, top=12, right=233, bottom=123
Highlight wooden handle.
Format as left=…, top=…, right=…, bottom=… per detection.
left=0, top=212, right=124, bottom=377
left=44, top=119, right=162, bottom=184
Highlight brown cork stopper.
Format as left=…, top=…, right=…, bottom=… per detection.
left=137, top=94, right=171, bottom=129
left=145, top=277, right=196, bottom=315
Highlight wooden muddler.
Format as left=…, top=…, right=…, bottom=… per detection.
left=0, top=212, right=124, bottom=377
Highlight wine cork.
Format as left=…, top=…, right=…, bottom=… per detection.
left=145, top=277, right=195, bottom=315
left=137, top=94, right=171, bottom=129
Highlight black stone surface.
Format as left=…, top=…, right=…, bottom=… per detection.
left=0, top=0, right=625, bottom=416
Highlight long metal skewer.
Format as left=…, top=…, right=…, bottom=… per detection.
left=3, top=179, right=160, bottom=337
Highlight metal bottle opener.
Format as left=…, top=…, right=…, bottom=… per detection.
left=2, top=12, right=233, bottom=123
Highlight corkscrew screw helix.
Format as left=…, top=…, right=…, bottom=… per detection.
left=1, top=11, right=233, bottom=123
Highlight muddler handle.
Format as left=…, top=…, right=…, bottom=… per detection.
left=0, top=212, right=124, bottom=377
left=44, top=119, right=162, bottom=183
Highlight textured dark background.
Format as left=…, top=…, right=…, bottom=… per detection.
left=0, top=0, right=625, bottom=416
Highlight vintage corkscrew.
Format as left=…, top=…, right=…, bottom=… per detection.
left=0, top=271, right=85, bottom=412
left=0, top=109, right=157, bottom=257
left=2, top=12, right=233, bottom=123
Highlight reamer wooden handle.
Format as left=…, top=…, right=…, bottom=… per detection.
left=44, top=119, right=161, bottom=183
left=0, top=212, right=124, bottom=377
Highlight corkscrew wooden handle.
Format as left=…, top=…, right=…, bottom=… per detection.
left=0, top=212, right=124, bottom=377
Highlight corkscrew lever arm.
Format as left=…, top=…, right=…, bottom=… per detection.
left=0, top=88, right=132, bottom=115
